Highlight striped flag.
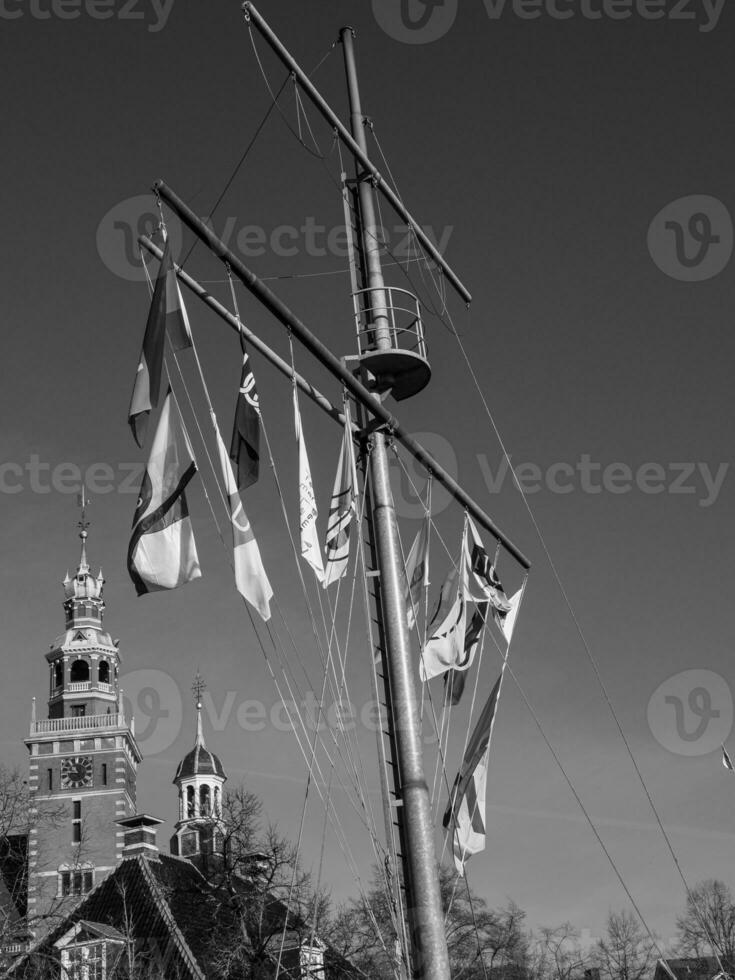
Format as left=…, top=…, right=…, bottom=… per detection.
left=404, top=518, right=429, bottom=629
left=294, top=387, right=324, bottom=583
left=127, top=390, right=201, bottom=595
left=323, top=421, right=356, bottom=588
left=443, top=674, right=503, bottom=875
left=723, top=746, right=734, bottom=771
left=129, top=239, right=192, bottom=448
left=465, top=517, right=512, bottom=616
left=444, top=602, right=490, bottom=706
left=214, top=415, right=272, bottom=621
left=229, top=333, right=260, bottom=491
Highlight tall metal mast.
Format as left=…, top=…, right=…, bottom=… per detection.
left=339, top=27, right=453, bottom=980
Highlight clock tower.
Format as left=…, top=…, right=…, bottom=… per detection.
left=24, top=501, right=142, bottom=936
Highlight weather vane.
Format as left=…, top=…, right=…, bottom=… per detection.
left=192, top=669, right=206, bottom=709
left=77, top=485, right=90, bottom=536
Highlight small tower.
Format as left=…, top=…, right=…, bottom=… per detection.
left=170, top=672, right=227, bottom=873
left=24, top=495, right=141, bottom=935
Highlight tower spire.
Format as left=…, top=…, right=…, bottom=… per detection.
left=77, top=486, right=90, bottom=572
left=192, top=669, right=206, bottom=749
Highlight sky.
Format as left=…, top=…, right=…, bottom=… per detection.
left=2, top=0, right=735, bottom=953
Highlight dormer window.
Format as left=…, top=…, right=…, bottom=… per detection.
left=56, top=922, right=124, bottom=980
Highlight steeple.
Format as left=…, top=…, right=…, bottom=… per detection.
left=170, top=672, right=227, bottom=869
left=62, top=489, right=105, bottom=630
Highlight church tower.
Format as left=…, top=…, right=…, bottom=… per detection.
left=170, top=673, right=227, bottom=874
left=24, top=500, right=142, bottom=935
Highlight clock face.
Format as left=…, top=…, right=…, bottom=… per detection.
left=61, top=756, right=93, bottom=789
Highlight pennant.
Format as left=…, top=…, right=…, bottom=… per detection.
left=723, top=746, right=734, bottom=771
left=444, top=602, right=490, bottom=706
left=323, top=421, right=356, bottom=588
left=128, top=240, right=192, bottom=448
left=229, top=333, right=260, bottom=491
left=465, top=517, right=512, bottom=615
left=443, top=675, right=503, bottom=874
left=493, top=587, right=523, bottom=644
left=404, top=519, right=429, bottom=630
left=127, top=390, right=201, bottom=595
left=294, top=387, right=324, bottom=583
left=214, top=415, right=272, bottom=621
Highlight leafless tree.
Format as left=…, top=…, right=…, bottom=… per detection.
left=592, top=911, right=657, bottom=980
left=676, top=879, right=735, bottom=974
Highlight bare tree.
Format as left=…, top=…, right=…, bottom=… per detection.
left=592, top=911, right=657, bottom=980
left=676, top=880, right=735, bottom=973
left=529, top=923, right=588, bottom=980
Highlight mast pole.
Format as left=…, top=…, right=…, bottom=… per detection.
left=340, top=27, right=452, bottom=980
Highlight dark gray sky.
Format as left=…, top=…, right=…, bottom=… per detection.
left=2, top=0, right=735, bottom=948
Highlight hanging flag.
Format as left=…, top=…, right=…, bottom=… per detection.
left=294, top=387, right=324, bottom=583
left=443, top=674, right=503, bottom=875
left=443, top=602, right=490, bottom=706
left=465, top=517, right=512, bottom=616
left=129, top=239, right=192, bottom=447
left=323, top=421, right=356, bottom=588
left=723, top=746, right=734, bottom=771
left=214, top=414, right=272, bottom=621
left=493, top=587, right=523, bottom=644
left=127, top=389, right=201, bottom=595
left=229, top=332, right=260, bottom=491
left=404, top=519, right=429, bottom=630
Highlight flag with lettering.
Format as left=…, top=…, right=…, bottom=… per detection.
left=443, top=674, right=502, bottom=875
left=229, top=331, right=260, bottom=491
left=127, top=389, right=201, bottom=595
left=214, top=414, right=272, bottom=621
left=323, top=421, right=356, bottom=588
left=294, top=387, right=324, bottom=583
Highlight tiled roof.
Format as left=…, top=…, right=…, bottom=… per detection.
left=174, top=743, right=226, bottom=781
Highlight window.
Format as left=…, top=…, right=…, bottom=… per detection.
left=54, top=662, right=63, bottom=687
left=59, top=869, right=93, bottom=897
left=63, top=941, right=104, bottom=979
left=70, top=660, right=90, bottom=683
left=101, top=763, right=107, bottom=786
left=47, top=768, right=53, bottom=791
left=97, top=661, right=110, bottom=685
left=71, top=704, right=86, bottom=718
left=72, top=801, right=81, bottom=844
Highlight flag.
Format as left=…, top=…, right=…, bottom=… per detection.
left=493, top=587, right=523, bottom=644
left=444, top=602, right=490, bottom=706
left=723, top=746, right=734, bottom=771
left=323, top=421, right=356, bottom=588
left=214, top=415, right=272, bottom=621
left=229, top=333, right=260, bottom=491
left=465, top=517, right=512, bottom=615
left=443, top=674, right=502, bottom=874
left=404, top=519, right=429, bottom=629
left=294, top=387, right=324, bottom=583
left=129, top=239, right=192, bottom=447
left=127, top=389, right=201, bottom=595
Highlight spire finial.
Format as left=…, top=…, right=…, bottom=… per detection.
left=192, top=670, right=206, bottom=748
left=77, top=486, right=90, bottom=571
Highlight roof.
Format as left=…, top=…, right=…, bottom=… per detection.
left=654, top=958, right=722, bottom=980
left=174, top=742, right=226, bottom=781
